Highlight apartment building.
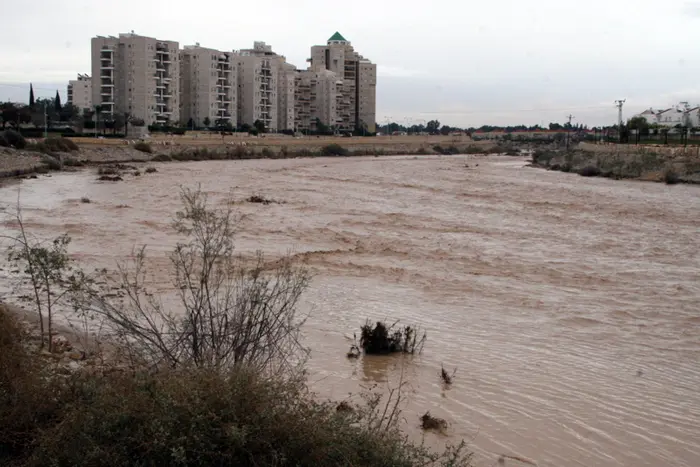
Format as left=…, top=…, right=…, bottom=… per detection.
left=66, top=74, right=92, bottom=114
left=237, top=42, right=279, bottom=131
left=294, top=69, right=340, bottom=132
left=91, top=32, right=180, bottom=125
left=180, top=44, right=237, bottom=128
left=84, top=31, right=377, bottom=133
left=277, top=62, right=296, bottom=131
left=308, top=32, right=376, bottom=132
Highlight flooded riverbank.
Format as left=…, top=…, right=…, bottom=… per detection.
left=1, top=155, right=699, bottom=466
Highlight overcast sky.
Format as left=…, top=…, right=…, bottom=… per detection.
left=1, top=0, right=700, bottom=127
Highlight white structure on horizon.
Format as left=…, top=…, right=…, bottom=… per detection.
left=634, top=103, right=700, bottom=128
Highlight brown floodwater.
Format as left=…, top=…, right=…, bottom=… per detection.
left=1, top=155, right=699, bottom=466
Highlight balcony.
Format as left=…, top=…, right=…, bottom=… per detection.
left=100, top=63, right=114, bottom=70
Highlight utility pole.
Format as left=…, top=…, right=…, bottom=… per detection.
left=565, top=114, right=574, bottom=150
left=43, top=102, right=48, bottom=139
left=614, top=99, right=626, bottom=143
left=614, top=99, right=625, bottom=127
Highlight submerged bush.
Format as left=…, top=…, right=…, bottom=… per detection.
left=133, top=141, right=153, bottom=153
left=360, top=320, right=426, bottom=355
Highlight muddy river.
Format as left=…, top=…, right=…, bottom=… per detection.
left=1, top=155, right=699, bottom=466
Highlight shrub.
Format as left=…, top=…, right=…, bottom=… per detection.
left=227, top=146, right=251, bottom=159
left=321, top=144, right=348, bottom=157
left=97, top=166, right=118, bottom=175
left=80, top=197, right=91, bottom=203
left=463, top=145, right=486, bottom=155
left=2, top=130, right=27, bottom=149
left=664, top=168, right=680, bottom=184
left=145, top=167, right=157, bottom=174
left=1, top=362, right=470, bottom=467
left=0, top=132, right=8, bottom=147
left=80, top=188, right=307, bottom=373
left=261, top=147, right=276, bottom=158
left=40, top=154, right=61, bottom=171
left=532, top=149, right=556, bottom=165
left=44, top=137, right=79, bottom=152
left=577, top=166, right=601, bottom=177
left=133, top=141, right=153, bottom=153
left=62, top=157, right=84, bottom=167
left=151, top=153, right=172, bottom=162
left=359, top=320, right=426, bottom=355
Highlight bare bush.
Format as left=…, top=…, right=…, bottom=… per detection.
left=78, top=187, right=311, bottom=374
left=441, top=364, right=456, bottom=385
left=3, top=198, right=87, bottom=352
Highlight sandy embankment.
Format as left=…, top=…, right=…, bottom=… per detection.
left=0, top=134, right=490, bottom=179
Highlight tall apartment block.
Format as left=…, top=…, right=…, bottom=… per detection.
left=237, top=42, right=276, bottom=131
left=91, top=32, right=180, bottom=125
left=278, top=62, right=296, bottom=132
left=294, top=69, right=340, bottom=132
left=66, top=74, right=92, bottom=114
left=308, top=32, right=376, bottom=132
left=237, top=42, right=297, bottom=132
left=180, top=44, right=237, bottom=128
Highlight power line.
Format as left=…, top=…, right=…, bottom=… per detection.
left=0, top=82, right=62, bottom=92
left=389, top=104, right=616, bottom=117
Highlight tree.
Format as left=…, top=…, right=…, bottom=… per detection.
left=112, top=113, right=126, bottom=134
left=203, top=116, right=211, bottom=127
left=254, top=119, right=266, bottom=134
left=0, top=103, right=32, bottom=129
left=77, top=187, right=311, bottom=373
left=187, top=117, right=195, bottom=130
left=29, top=83, right=35, bottom=108
left=314, top=118, right=330, bottom=135
left=54, top=91, right=62, bottom=114
left=439, top=125, right=452, bottom=135
left=59, top=104, right=79, bottom=123
left=426, top=120, right=440, bottom=134
left=628, top=116, right=650, bottom=136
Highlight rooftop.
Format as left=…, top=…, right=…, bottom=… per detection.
left=328, top=32, right=347, bottom=42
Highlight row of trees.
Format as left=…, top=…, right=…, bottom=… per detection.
left=378, top=120, right=593, bottom=136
